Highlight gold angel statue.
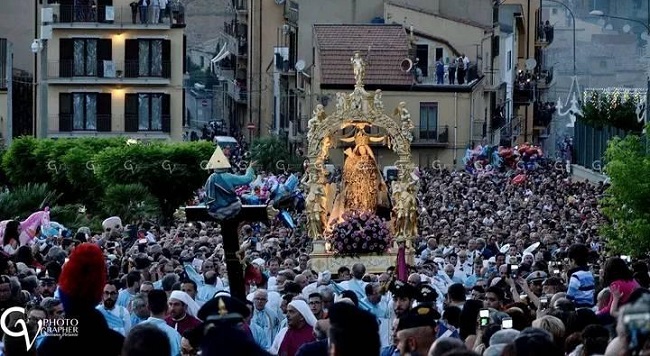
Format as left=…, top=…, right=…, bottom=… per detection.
left=306, top=183, right=326, bottom=239
left=327, top=123, right=390, bottom=227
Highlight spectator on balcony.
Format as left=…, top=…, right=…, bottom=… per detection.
left=435, top=58, right=445, bottom=85
left=544, top=21, right=553, bottom=43
left=129, top=1, right=138, bottom=24
left=159, top=0, right=168, bottom=23
left=448, top=58, right=456, bottom=85
left=151, top=0, right=160, bottom=25
left=138, top=0, right=148, bottom=24
left=457, top=56, right=466, bottom=85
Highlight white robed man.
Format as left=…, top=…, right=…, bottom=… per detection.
left=364, top=282, right=391, bottom=348
left=338, top=263, right=368, bottom=301
left=269, top=300, right=317, bottom=356
left=97, top=281, right=132, bottom=336
left=251, top=289, right=282, bottom=349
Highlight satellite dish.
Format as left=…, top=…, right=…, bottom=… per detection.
left=295, top=60, right=306, bottom=72
left=400, top=58, right=413, bottom=72
left=623, top=24, right=631, bottom=33
left=275, top=0, right=285, bottom=4
left=605, top=24, right=613, bottom=30
left=525, top=58, right=537, bottom=71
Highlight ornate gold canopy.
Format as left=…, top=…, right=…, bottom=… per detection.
left=305, top=51, right=419, bottom=249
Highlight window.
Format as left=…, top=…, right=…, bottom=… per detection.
left=599, top=60, right=607, bottom=68
left=125, top=93, right=171, bottom=132
left=416, top=44, right=429, bottom=77
left=507, top=50, right=512, bottom=70
left=59, top=38, right=112, bottom=78
left=419, top=103, right=438, bottom=140
left=125, top=39, right=171, bottom=78
left=59, top=92, right=111, bottom=131
left=552, top=8, right=558, bottom=14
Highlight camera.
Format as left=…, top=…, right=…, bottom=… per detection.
left=479, top=309, right=490, bottom=327
left=501, top=317, right=513, bottom=329
left=540, top=296, right=549, bottom=309
left=509, top=264, right=519, bottom=279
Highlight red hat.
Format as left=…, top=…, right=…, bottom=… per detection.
left=58, top=243, right=106, bottom=314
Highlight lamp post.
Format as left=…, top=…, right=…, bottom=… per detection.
left=544, top=0, right=577, bottom=76
left=591, top=10, right=650, bottom=148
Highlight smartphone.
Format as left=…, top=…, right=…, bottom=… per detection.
left=35, top=268, right=42, bottom=275
left=501, top=317, right=513, bottom=329
left=553, top=269, right=560, bottom=275
left=479, top=309, right=490, bottom=327
left=620, top=255, right=631, bottom=263
left=510, top=264, right=519, bottom=279
left=540, top=296, right=549, bottom=309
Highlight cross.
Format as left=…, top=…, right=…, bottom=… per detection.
left=184, top=205, right=270, bottom=301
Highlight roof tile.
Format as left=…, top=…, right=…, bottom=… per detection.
left=314, top=24, right=413, bottom=86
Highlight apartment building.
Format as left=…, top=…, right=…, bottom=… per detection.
left=39, top=0, right=186, bottom=140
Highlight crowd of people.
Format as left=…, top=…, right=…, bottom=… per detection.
left=0, top=135, right=648, bottom=356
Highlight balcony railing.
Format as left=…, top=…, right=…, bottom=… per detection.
left=412, top=125, right=450, bottom=144
left=226, top=80, right=247, bottom=103
left=125, top=115, right=171, bottom=133
left=48, top=4, right=185, bottom=28
left=536, top=23, right=554, bottom=45
left=58, top=114, right=112, bottom=132
left=417, top=64, right=480, bottom=85
left=48, top=60, right=171, bottom=81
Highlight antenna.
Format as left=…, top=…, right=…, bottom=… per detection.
left=294, top=60, right=306, bottom=72
left=400, top=58, right=413, bottom=72
left=525, top=58, right=537, bottom=71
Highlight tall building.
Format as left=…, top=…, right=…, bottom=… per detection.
left=0, top=39, right=11, bottom=144
left=38, top=0, right=186, bottom=140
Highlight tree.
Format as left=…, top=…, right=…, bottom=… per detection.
left=101, top=183, right=160, bottom=223
left=601, top=134, right=650, bottom=257
left=93, top=141, right=214, bottom=221
left=249, top=136, right=293, bottom=172
left=0, top=183, right=62, bottom=220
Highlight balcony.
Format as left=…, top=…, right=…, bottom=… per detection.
left=58, top=114, right=112, bottom=132
left=513, top=71, right=535, bottom=105
left=47, top=4, right=185, bottom=29
left=50, top=114, right=172, bottom=139
left=233, top=0, right=247, bottom=15
left=284, top=0, right=299, bottom=25
left=536, top=23, right=554, bottom=47
left=226, top=79, right=247, bottom=103
left=535, top=67, right=554, bottom=90
left=48, top=60, right=171, bottom=85
left=223, top=21, right=248, bottom=57
left=416, top=64, right=480, bottom=86
left=411, top=126, right=450, bottom=147
left=125, top=115, right=171, bottom=133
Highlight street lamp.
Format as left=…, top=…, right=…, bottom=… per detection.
left=590, top=10, right=650, bottom=139
left=545, top=0, right=577, bottom=76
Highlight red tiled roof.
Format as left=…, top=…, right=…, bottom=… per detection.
left=314, top=24, right=413, bottom=86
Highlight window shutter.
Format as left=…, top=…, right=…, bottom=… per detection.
left=125, top=39, right=139, bottom=78
left=97, top=39, right=112, bottom=78
left=59, top=93, right=73, bottom=132
left=162, top=39, right=171, bottom=78
left=97, top=93, right=112, bottom=132
left=161, top=94, right=171, bottom=133
left=59, top=39, right=74, bottom=78
left=124, top=93, right=139, bottom=132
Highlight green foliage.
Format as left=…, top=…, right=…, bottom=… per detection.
left=0, top=183, right=62, bottom=220
left=93, top=140, right=214, bottom=219
left=249, top=136, right=292, bottom=172
left=601, top=134, right=650, bottom=257
left=579, top=90, right=644, bottom=132
left=0, top=137, right=215, bottom=226
left=101, top=184, right=160, bottom=223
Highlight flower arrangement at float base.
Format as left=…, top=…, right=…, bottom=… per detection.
left=329, top=210, right=393, bottom=256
